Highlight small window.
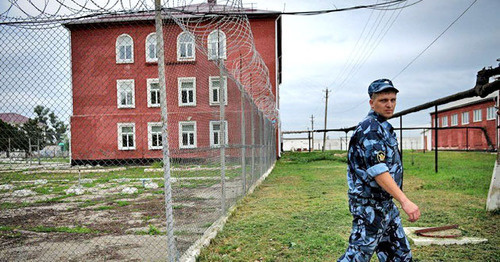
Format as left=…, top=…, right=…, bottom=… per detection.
left=116, top=34, right=134, bottom=63
left=451, top=114, right=458, bottom=126
left=208, top=30, right=226, bottom=60
left=487, top=106, right=496, bottom=120
left=147, top=78, right=160, bottom=107
left=177, top=32, right=195, bottom=61
left=118, top=123, right=136, bottom=150
left=473, top=109, right=482, bottom=122
left=210, top=121, right=228, bottom=147
left=148, top=122, right=162, bottom=150
left=441, top=116, right=448, bottom=127
left=461, top=112, right=469, bottom=125
left=178, top=77, right=196, bottom=106
left=434, top=117, right=439, bottom=128
left=179, top=121, right=196, bottom=149
left=209, top=76, right=227, bottom=105
left=117, top=79, right=135, bottom=108
left=145, top=33, right=157, bottom=62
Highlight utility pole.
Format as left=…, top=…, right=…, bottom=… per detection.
left=310, top=115, right=314, bottom=151
left=322, top=89, right=330, bottom=152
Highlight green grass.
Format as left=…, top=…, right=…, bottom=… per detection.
left=116, top=200, right=130, bottom=207
left=197, top=151, right=499, bottom=262
left=135, top=224, right=165, bottom=235
left=30, top=225, right=96, bottom=234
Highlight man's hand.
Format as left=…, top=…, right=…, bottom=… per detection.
left=374, top=172, right=421, bottom=222
left=401, top=199, right=420, bottom=222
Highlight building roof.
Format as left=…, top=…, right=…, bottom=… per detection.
left=0, top=113, right=29, bottom=125
left=63, top=2, right=280, bottom=27
left=430, top=91, right=497, bottom=115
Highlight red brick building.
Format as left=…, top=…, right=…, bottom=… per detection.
left=429, top=92, right=497, bottom=151
left=64, top=2, right=282, bottom=164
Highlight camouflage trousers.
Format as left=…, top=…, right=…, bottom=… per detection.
left=338, top=199, right=412, bottom=262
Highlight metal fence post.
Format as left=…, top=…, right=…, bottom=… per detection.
left=400, top=116, right=403, bottom=162
left=434, top=105, right=438, bottom=173
left=241, top=85, right=247, bottom=193
left=466, top=127, right=469, bottom=151
left=154, top=1, right=177, bottom=261
left=259, top=110, right=265, bottom=178
left=251, top=103, right=256, bottom=185
left=218, top=32, right=227, bottom=214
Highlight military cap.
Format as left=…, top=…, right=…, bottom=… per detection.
left=368, top=79, right=399, bottom=97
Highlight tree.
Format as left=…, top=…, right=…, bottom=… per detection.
left=31, top=105, right=68, bottom=145
left=21, top=118, right=45, bottom=150
left=0, top=120, right=27, bottom=156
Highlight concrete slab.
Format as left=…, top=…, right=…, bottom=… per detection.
left=405, top=227, right=488, bottom=246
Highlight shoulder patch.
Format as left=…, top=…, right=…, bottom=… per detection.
left=376, top=151, right=386, bottom=162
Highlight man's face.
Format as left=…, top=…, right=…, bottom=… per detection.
left=369, top=92, right=397, bottom=119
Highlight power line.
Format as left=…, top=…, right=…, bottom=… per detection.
left=392, top=0, right=478, bottom=80
left=331, top=0, right=408, bottom=92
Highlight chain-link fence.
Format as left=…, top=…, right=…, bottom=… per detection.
left=0, top=1, right=279, bottom=261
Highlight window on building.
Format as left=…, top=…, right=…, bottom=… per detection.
left=208, top=30, right=226, bottom=60
left=441, top=116, right=448, bottom=127
left=451, top=114, right=458, bottom=126
left=177, top=32, right=195, bottom=61
left=117, top=79, right=135, bottom=108
left=147, top=78, right=160, bottom=107
left=209, top=76, right=227, bottom=105
left=148, top=122, right=162, bottom=150
left=145, top=33, right=157, bottom=62
left=487, top=106, right=496, bottom=120
left=178, top=77, right=196, bottom=106
left=179, top=121, right=196, bottom=148
left=473, top=109, right=482, bottom=122
left=210, top=121, right=228, bottom=147
left=118, top=123, right=135, bottom=150
left=116, top=34, right=134, bottom=63
left=433, top=117, right=439, bottom=127
left=462, top=111, right=469, bottom=125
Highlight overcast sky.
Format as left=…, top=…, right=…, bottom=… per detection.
left=248, top=0, right=500, bottom=137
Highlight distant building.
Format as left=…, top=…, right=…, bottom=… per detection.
left=428, top=92, right=497, bottom=151
left=282, top=136, right=423, bottom=152
left=0, top=113, right=29, bottom=127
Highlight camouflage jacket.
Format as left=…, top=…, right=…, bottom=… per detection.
left=347, top=110, right=403, bottom=203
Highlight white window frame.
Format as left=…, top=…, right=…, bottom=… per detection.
left=441, top=115, right=448, bottom=127
left=116, top=34, right=134, bottom=64
left=117, top=79, right=135, bottom=108
left=148, top=122, right=162, bottom=150
left=147, top=78, right=160, bottom=108
left=117, top=123, right=136, bottom=150
left=462, top=111, right=469, bottom=125
left=209, top=76, right=228, bottom=106
left=177, top=32, right=195, bottom=61
left=145, top=33, right=157, bottom=63
left=208, top=30, right=227, bottom=60
left=487, top=106, right=496, bottom=120
left=210, top=121, right=228, bottom=148
left=473, top=109, right=482, bottom=122
left=178, top=77, right=196, bottom=106
left=451, top=114, right=458, bottom=126
left=179, top=121, right=197, bottom=149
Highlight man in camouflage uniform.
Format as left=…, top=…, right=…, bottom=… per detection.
left=338, top=79, right=421, bottom=262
